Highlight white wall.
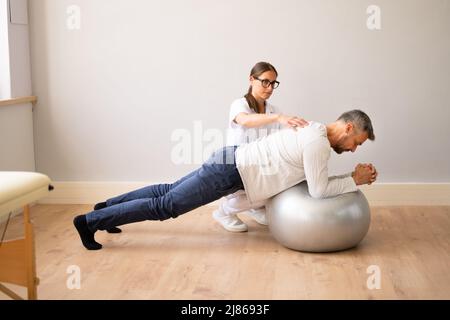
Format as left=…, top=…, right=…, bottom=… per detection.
left=8, top=0, right=32, bottom=97
left=0, top=0, right=11, bottom=98
left=0, top=0, right=35, bottom=172
left=29, top=0, right=450, bottom=183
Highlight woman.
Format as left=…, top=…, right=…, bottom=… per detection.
left=212, top=62, right=308, bottom=232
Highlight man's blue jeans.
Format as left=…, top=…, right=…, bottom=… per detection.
left=86, top=146, right=243, bottom=232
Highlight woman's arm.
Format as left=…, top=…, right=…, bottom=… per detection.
left=234, top=112, right=308, bottom=129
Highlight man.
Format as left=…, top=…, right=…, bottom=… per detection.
left=74, top=109, right=377, bottom=250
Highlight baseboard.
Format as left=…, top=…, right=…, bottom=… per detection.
left=358, top=183, right=450, bottom=206
left=37, top=182, right=450, bottom=206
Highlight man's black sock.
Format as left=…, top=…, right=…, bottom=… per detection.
left=106, top=226, right=122, bottom=233
left=73, top=215, right=102, bottom=250
left=94, top=202, right=107, bottom=210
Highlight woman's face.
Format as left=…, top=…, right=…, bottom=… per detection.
left=250, top=70, right=277, bottom=102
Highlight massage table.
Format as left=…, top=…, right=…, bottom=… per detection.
left=0, top=172, right=53, bottom=300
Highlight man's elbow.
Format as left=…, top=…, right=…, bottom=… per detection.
left=308, top=186, right=327, bottom=199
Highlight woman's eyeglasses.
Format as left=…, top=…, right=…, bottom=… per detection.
left=255, top=78, right=280, bottom=89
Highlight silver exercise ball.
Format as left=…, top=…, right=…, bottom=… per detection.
left=267, top=181, right=370, bottom=253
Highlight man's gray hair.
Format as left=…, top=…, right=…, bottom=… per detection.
left=337, top=110, right=375, bottom=141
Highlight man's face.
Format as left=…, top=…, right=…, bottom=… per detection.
left=332, top=124, right=368, bottom=154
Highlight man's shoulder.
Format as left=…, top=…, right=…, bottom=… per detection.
left=272, top=122, right=326, bottom=138
left=299, top=121, right=329, bottom=146
left=304, top=121, right=327, bottom=134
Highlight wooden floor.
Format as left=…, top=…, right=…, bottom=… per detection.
left=1, top=204, right=449, bottom=300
